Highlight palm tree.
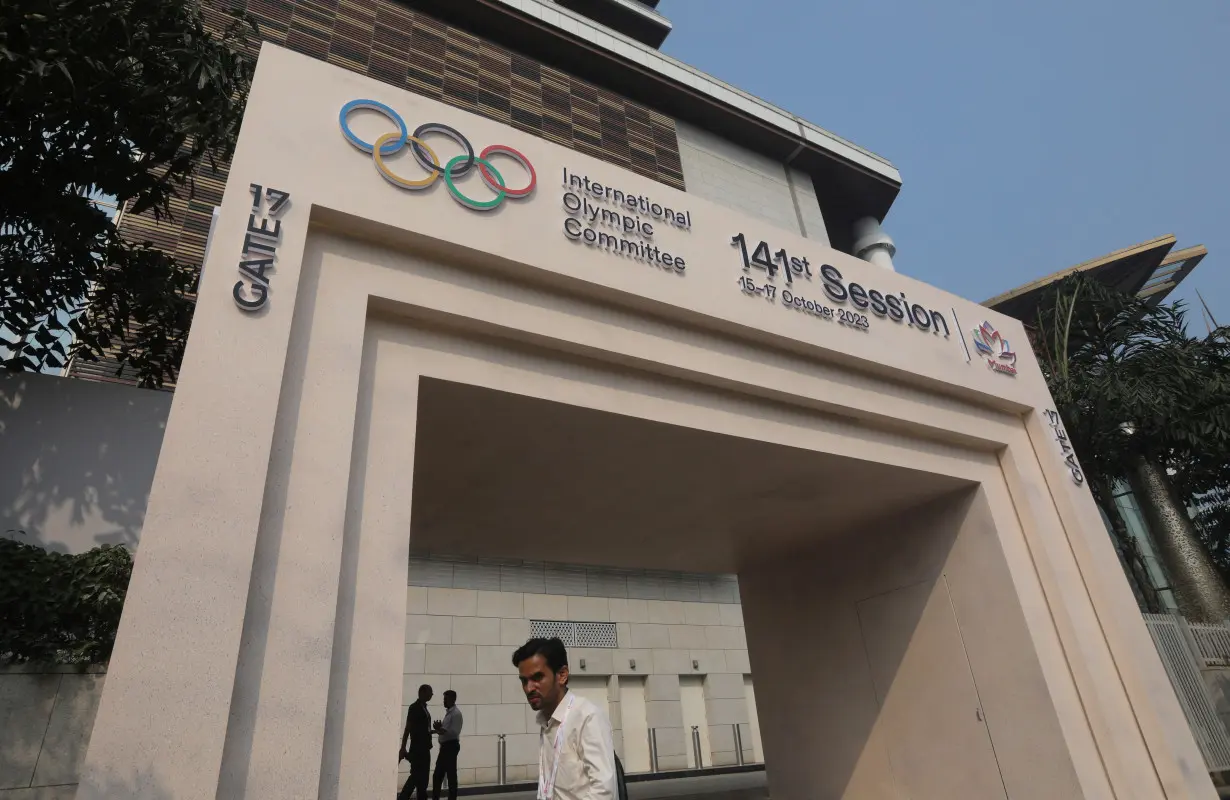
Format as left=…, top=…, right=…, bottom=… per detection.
left=1158, top=325, right=1230, bottom=582
left=1031, top=275, right=1230, bottom=621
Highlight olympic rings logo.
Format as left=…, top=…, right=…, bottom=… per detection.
left=339, top=99, right=537, bottom=211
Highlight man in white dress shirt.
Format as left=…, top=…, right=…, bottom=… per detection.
left=513, top=637, right=617, bottom=800
left=432, top=690, right=463, bottom=800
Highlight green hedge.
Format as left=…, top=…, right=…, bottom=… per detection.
left=0, top=539, right=132, bottom=665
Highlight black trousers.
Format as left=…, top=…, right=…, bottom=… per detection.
left=399, top=748, right=431, bottom=800
left=433, top=740, right=460, bottom=800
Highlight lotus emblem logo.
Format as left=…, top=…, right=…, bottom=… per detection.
left=972, top=321, right=1018, bottom=376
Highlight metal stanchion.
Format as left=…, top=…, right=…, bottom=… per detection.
left=648, top=728, right=660, bottom=773
left=497, top=734, right=506, bottom=785
left=733, top=723, right=744, bottom=766
left=691, top=725, right=703, bottom=769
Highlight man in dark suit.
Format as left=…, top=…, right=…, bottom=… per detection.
left=398, top=684, right=433, bottom=800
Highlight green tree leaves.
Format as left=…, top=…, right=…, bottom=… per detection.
left=0, top=0, right=256, bottom=385
left=0, top=540, right=133, bottom=665
left=1032, top=275, right=1230, bottom=581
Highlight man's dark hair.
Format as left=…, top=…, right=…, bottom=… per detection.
left=443, top=690, right=457, bottom=700
left=418, top=684, right=432, bottom=697
left=511, top=637, right=569, bottom=674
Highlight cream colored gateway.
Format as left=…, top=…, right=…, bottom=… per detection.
left=76, top=44, right=1214, bottom=800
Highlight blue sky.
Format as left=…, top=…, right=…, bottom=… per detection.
left=659, top=0, right=1229, bottom=331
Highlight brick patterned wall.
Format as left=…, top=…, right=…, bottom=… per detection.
left=401, top=555, right=758, bottom=783
left=69, top=2, right=686, bottom=386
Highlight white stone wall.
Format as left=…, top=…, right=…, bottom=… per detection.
left=401, top=556, right=758, bottom=785
left=676, top=120, right=829, bottom=245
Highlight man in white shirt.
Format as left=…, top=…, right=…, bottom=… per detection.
left=512, top=637, right=617, bottom=800
left=432, top=690, right=463, bottom=800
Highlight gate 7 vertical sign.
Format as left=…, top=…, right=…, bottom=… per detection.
left=1044, top=409, right=1085, bottom=485
left=233, top=183, right=291, bottom=311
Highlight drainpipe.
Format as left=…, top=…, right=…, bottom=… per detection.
left=853, top=216, right=896, bottom=272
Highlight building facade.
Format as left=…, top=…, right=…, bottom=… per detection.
left=48, top=37, right=1215, bottom=799
left=68, top=0, right=889, bottom=385
left=0, top=2, right=1220, bottom=799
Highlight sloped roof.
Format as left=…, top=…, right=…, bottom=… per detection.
left=984, top=235, right=1207, bottom=321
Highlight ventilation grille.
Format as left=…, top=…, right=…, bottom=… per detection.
left=530, top=620, right=618, bottom=649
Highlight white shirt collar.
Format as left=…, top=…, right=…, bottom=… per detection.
left=536, top=689, right=573, bottom=728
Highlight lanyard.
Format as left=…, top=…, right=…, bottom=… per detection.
left=537, top=694, right=577, bottom=800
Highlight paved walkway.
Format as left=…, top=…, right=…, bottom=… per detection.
left=460, top=771, right=768, bottom=800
